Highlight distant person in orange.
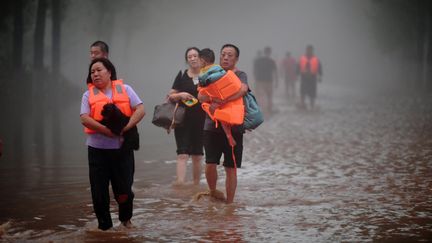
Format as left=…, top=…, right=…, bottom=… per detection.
left=253, top=46, right=278, bottom=117
left=280, top=51, right=297, bottom=101
left=298, top=45, right=322, bottom=110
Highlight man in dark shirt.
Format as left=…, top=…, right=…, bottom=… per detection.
left=253, top=46, right=278, bottom=117
left=198, top=44, right=248, bottom=204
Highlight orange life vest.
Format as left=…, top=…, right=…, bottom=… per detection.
left=299, top=55, right=319, bottom=75
left=198, top=70, right=244, bottom=125
left=84, top=79, right=132, bottom=134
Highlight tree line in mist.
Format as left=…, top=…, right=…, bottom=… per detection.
left=0, top=0, right=147, bottom=164
left=371, top=0, right=432, bottom=91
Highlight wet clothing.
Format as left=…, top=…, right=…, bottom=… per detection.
left=85, top=80, right=132, bottom=134
left=80, top=84, right=142, bottom=149
left=88, top=147, right=135, bottom=230
left=300, top=78, right=318, bottom=98
left=80, top=82, right=142, bottom=230
left=297, top=56, right=322, bottom=99
left=203, top=70, right=247, bottom=168
left=203, top=131, right=243, bottom=168
left=171, top=70, right=206, bottom=155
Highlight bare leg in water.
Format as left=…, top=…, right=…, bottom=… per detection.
left=225, top=167, right=237, bottom=204
left=205, top=163, right=226, bottom=201
left=174, top=154, right=189, bottom=185
left=191, top=155, right=202, bottom=185
left=221, top=123, right=237, bottom=203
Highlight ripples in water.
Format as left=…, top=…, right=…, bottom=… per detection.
left=1, top=88, right=432, bottom=242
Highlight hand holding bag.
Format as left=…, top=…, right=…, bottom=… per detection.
left=152, top=102, right=185, bottom=133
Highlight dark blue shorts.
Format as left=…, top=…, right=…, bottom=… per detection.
left=203, top=130, right=243, bottom=168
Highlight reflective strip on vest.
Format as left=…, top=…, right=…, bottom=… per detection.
left=93, top=87, right=99, bottom=96
left=84, top=80, right=132, bottom=134
left=299, top=56, right=319, bottom=75
left=115, top=84, right=123, bottom=94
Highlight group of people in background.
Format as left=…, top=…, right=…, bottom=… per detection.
left=253, top=44, right=323, bottom=115
left=80, top=41, right=248, bottom=231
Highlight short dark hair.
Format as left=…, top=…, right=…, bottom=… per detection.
left=86, top=57, right=117, bottom=84
left=91, top=40, right=109, bottom=54
left=185, top=47, right=200, bottom=62
left=199, top=48, right=215, bottom=64
left=221, top=44, right=240, bottom=58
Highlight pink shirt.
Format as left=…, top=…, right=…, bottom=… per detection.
left=281, top=57, right=297, bottom=81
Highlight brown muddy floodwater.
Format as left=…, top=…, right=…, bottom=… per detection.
left=0, top=84, right=431, bottom=242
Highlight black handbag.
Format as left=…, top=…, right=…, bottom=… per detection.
left=152, top=102, right=185, bottom=133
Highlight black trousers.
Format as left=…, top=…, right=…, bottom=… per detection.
left=88, top=146, right=135, bottom=230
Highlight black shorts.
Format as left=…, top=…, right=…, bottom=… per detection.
left=300, top=77, right=317, bottom=98
left=203, top=131, right=243, bottom=168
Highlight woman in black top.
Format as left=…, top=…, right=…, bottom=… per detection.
left=167, top=47, right=206, bottom=185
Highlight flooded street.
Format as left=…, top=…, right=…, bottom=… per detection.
left=1, top=84, right=432, bottom=242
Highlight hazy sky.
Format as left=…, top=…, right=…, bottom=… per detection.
left=60, top=0, right=391, bottom=94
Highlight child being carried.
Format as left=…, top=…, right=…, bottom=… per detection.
left=197, top=48, right=244, bottom=146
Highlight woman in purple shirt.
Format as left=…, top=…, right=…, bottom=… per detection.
left=80, top=58, right=145, bottom=230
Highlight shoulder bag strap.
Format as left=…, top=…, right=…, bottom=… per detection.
left=167, top=102, right=180, bottom=134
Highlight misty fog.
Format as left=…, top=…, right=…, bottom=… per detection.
left=0, top=0, right=423, bottom=164
left=51, top=0, right=395, bottom=156
left=1, top=0, right=432, bottom=241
